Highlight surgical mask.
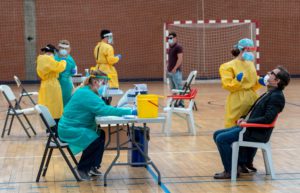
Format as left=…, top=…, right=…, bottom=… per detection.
left=98, top=85, right=108, bottom=97
left=108, top=36, right=113, bottom=44
left=263, top=74, right=270, bottom=86
left=168, top=38, right=174, bottom=44
left=59, top=49, right=68, bottom=56
left=242, top=51, right=254, bottom=61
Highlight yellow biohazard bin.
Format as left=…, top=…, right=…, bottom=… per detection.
left=137, top=94, right=163, bottom=118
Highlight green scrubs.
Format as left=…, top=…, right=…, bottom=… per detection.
left=55, top=54, right=77, bottom=106
left=58, top=86, right=131, bottom=155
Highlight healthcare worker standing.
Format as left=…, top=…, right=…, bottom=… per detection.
left=37, top=44, right=66, bottom=124
left=55, top=40, right=77, bottom=106
left=94, top=29, right=121, bottom=88
left=219, top=38, right=264, bottom=128
left=58, top=71, right=136, bottom=181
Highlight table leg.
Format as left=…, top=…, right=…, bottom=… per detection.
left=104, top=124, right=112, bottom=149
left=104, top=124, right=120, bottom=186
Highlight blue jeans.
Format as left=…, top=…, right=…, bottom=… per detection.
left=167, top=71, right=184, bottom=106
left=167, top=70, right=183, bottom=90
left=213, top=126, right=242, bottom=172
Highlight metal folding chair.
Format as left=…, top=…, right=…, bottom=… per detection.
left=14, top=75, right=38, bottom=105
left=0, top=85, right=36, bottom=138
left=231, top=116, right=278, bottom=181
left=171, top=70, right=198, bottom=110
left=35, top=104, right=80, bottom=182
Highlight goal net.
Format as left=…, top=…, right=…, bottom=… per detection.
left=164, top=20, right=259, bottom=82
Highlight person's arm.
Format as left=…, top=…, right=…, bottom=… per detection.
left=247, top=93, right=284, bottom=124
left=219, top=63, right=243, bottom=92
left=86, top=91, right=132, bottom=117
left=252, top=75, right=263, bottom=91
left=69, top=55, right=77, bottom=75
left=171, top=53, right=183, bottom=73
left=48, top=56, right=66, bottom=73
left=106, top=46, right=119, bottom=65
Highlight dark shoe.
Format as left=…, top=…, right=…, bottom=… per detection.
left=88, top=167, right=102, bottom=176
left=214, top=171, right=231, bottom=179
left=245, top=163, right=257, bottom=172
left=238, top=164, right=250, bottom=173
left=178, top=103, right=185, bottom=108
left=75, top=168, right=91, bottom=181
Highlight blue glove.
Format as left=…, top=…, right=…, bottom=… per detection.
left=236, top=72, right=243, bottom=82
left=116, top=54, right=122, bottom=60
left=71, top=68, right=77, bottom=75
left=131, top=108, right=138, bottom=116
left=258, top=76, right=266, bottom=86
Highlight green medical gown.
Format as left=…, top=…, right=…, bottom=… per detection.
left=55, top=54, right=77, bottom=106
left=58, top=86, right=131, bottom=155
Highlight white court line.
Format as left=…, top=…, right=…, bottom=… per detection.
left=0, top=148, right=298, bottom=159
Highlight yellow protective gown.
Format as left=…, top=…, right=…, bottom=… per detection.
left=219, top=58, right=261, bottom=128
left=37, top=55, right=66, bottom=119
left=94, top=41, right=120, bottom=88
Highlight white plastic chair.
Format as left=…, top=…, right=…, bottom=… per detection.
left=0, top=85, right=36, bottom=138
left=14, top=75, right=38, bottom=105
left=163, top=88, right=198, bottom=135
left=35, top=104, right=80, bottom=182
left=231, top=117, right=278, bottom=181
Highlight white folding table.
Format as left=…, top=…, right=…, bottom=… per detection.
left=95, top=116, right=165, bottom=186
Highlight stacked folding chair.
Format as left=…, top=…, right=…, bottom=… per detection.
left=0, top=85, right=36, bottom=138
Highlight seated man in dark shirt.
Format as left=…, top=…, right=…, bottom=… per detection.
left=213, top=66, right=290, bottom=179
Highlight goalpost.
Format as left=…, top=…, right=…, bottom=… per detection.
left=163, top=19, right=260, bottom=83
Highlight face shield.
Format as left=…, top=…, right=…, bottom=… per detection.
left=104, top=33, right=113, bottom=44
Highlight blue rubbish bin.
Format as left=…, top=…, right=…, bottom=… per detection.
left=129, top=126, right=149, bottom=167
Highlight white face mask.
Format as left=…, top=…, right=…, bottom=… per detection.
left=59, top=49, right=68, bottom=56
left=168, top=38, right=174, bottom=44
left=264, top=74, right=270, bottom=86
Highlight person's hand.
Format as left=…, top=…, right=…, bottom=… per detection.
left=116, top=54, right=122, bottom=60
left=71, top=68, right=77, bottom=75
left=258, top=76, right=266, bottom=86
left=237, top=118, right=246, bottom=126
left=131, top=108, right=138, bottom=116
left=236, top=72, right=244, bottom=82
left=171, top=68, right=177, bottom=73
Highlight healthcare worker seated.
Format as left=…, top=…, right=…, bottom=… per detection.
left=58, top=70, right=137, bottom=181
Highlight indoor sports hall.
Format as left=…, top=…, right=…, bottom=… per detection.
left=0, top=1, right=299, bottom=193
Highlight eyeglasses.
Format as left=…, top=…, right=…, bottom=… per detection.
left=268, top=71, right=278, bottom=79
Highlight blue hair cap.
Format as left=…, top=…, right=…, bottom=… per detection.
left=235, top=38, right=254, bottom=50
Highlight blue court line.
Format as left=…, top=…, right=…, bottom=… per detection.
left=0, top=187, right=15, bottom=190
left=30, top=186, right=48, bottom=189
left=147, top=166, right=171, bottom=193
left=163, top=177, right=300, bottom=185
left=61, top=185, right=80, bottom=188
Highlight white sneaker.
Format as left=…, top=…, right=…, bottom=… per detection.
left=88, top=167, right=102, bottom=176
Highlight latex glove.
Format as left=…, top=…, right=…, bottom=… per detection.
left=71, top=68, right=77, bottom=75
left=258, top=76, right=266, bottom=86
left=116, top=54, right=122, bottom=60
left=131, top=108, right=138, bottom=116
left=236, top=72, right=244, bottom=82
